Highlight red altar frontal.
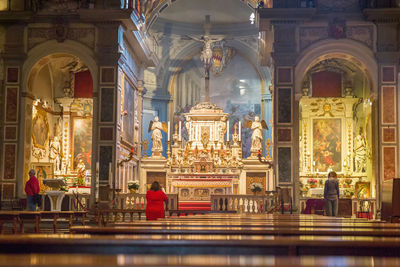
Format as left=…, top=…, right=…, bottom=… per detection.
left=168, top=173, right=239, bottom=201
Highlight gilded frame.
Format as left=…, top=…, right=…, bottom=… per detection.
left=31, top=107, right=50, bottom=149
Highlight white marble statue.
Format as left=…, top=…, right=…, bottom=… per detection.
left=247, top=116, right=268, bottom=153
left=354, top=132, right=367, bottom=173
left=148, top=116, right=167, bottom=154
left=49, top=136, right=62, bottom=173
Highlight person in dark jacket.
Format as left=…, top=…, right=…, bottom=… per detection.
left=324, top=171, right=340, bottom=216
left=25, top=169, right=40, bottom=211
left=145, top=181, right=168, bottom=220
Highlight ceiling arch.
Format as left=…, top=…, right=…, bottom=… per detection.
left=143, top=0, right=259, bottom=31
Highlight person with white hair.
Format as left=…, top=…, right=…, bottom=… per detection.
left=25, top=169, right=40, bottom=211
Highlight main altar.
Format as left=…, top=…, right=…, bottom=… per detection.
left=139, top=102, right=273, bottom=204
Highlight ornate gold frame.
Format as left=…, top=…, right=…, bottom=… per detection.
left=31, top=107, right=50, bottom=149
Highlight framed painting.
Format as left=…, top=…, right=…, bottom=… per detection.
left=31, top=162, right=53, bottom=192
left=32, top=108, right=50, bottom=149
left=122, top=78, right=135, bottom=144
left=355, top=182, right=370, bottom=199
left=72, top=117, right=92, bottom=170
left=312, top=118, right=342, bottom=173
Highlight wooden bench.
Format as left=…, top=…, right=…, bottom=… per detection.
left=96, top=209, right=145, bottom=226
left=1, top=234, right=400, bottom=256
left=0, top=253, right=399, bottom=266
left=0, top=211, right=87, bottom=234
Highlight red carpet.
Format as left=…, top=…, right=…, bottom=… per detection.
left=178, top=202, right=211, bottom=210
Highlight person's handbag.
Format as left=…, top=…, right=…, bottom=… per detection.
left=33, top=194, right=42, bottom=207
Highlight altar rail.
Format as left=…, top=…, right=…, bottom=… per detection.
left=116, top=193, right=178, bottom=211
left=210, top=194, right=276, bottom=213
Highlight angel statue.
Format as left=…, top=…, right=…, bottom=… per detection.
left=148, top=116, right=168, bottom=155
left=246, top=116, right=268, bottom=153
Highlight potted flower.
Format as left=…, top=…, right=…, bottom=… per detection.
left=307, top=178, right=318, bottom=188
left=249, top=183, right=263, bottom=195
left=128, top=181, right=139, bottom=194
left=344, top=178, right=352, bottom=188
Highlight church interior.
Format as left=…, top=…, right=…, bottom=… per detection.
left=1, top=0, right=400, bottom=266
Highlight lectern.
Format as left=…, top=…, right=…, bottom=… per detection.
left=43, top=179, right=67, bottom=211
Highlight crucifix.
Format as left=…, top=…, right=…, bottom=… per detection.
left=189, top=15, right=225, bottom=102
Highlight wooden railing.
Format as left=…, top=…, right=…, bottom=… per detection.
left=210, top=194, right=277, bottom=213
left=116, top=193, right=178, bottom=211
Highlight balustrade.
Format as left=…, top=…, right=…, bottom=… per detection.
left=116, top=193, right=178, bottom=211
left=210, top=194, right=276, bottom=213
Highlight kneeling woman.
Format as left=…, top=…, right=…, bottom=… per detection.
left=145, top=181, right=168, bottom=220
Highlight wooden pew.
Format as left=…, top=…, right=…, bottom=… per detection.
left=0, top=211, right=87, bottom=234
left=0, top=254, right=400, bottom=267
left=1, top=234, right=400, bottom=257
left=96, top=209, right=145, bottom=226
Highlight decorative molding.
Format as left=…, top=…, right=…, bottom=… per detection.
left=27, top=27, right=95, bottom=50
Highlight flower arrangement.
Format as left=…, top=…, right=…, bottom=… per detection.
left=307, top=178, right=318, bottom=188
left=249, top=183, right=263, bottom=194
left=128, top=181, right=140, bottom=192
left=343, top=178, right=352, bottom=188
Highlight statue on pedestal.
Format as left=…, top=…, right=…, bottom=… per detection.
left=354, top=128, right=367, bottom=173
left=49, top=136, right=62, bottom=173
left=148, top=116, right=168, bottom=157
left=247, top=116, right=268, bottom=154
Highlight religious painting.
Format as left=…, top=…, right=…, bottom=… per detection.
left=72, top=118, right=92, bottom=169
left=355, top=182, right=370, bottom=199
left=122, top=79, right=135, bottom=144
left=31, top=162, right=53, bottom=192
left=180, top=188, right=190, bottom=200
left=246, top=173, right=266, bottom=195
left=32, top=108, right=50, bottom=149
left=194, top=188, right=210, bottom=198
left=313, top=119, right=342, bottom=173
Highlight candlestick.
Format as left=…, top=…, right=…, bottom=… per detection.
left=227, top=120, right=229, bottom=142
left=238, top=121, right=241, bottom=141
left=179, top=121, right=182, bottom=141
left=167, top=121, right=170, bottom=141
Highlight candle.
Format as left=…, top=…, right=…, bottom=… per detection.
left=108, top=162, right=112, bottom=188
left=227, top=120, right=230, bottom=142
left=167, top=121, right=170, bottom=141
left=238, top=121, right=241, bottom=141
left=179, top=121, right=182, bottom=141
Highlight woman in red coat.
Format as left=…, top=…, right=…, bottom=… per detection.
left=145, top=181, right=168, bottom=220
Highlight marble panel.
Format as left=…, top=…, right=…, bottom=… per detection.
left=1, top=183, right=15, bottom=200
left=4, top=126, right=17, bottom=140
left=99, top=146, right=113, bottom=181
left=100, top=67, right=115, bottom=84
left=277, top=67, right=292, bottom=84
left=381, top=86, right=396, bottom=124
left=100, top=87, right=114, bottom=122
left=100, top=127, right=114, bottom=141
left=5, top=87, right=18, bottom=122
left=6, top=67, right=18, bottom=83
left=278, top=147, right=291, bottom=183
left=277, top=128, right=291, bottom=142
left=3, top=144, right=16, bottom=179
left=277, top=88, right=292, bottom=124
left=382, top=127, right=396, bottom=143
left=382, top=66, right=395, bottom=83
left=383, top=146, right=396, bottom=181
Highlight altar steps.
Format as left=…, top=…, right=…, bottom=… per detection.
left=178, top=202, right=211, bottom=211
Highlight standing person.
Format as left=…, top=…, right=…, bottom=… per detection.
left=25, top=169, right=40, bottom=211
left=145, top=181, right=168, bottom=221
left=324, top=171, right=340, bottom=217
